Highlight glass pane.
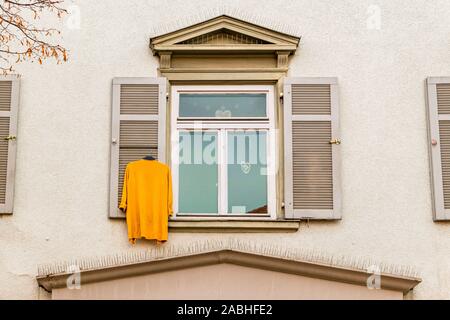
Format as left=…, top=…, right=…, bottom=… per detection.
left=227, top=131, right=268, bottom=214
left=178, top=131, right=218, bottom=214
left=179, top=94, right=266, bottom=118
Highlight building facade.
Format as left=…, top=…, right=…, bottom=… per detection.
left=0, top=0, right=449, bottom=299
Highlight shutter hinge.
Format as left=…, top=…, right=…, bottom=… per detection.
left=329, top=139, right=341, bottom=145
left=4, top=135, right=16, bottom=141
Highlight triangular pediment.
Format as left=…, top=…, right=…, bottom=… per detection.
left=37, top=240, right=421, bottom=295
left=150, top=15, right=300, bottom=54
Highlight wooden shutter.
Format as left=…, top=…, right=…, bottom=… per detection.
left=284, top=78, right=341, bottom=220
left=426, top=77, right=450, bottom=221
left=0, top=76, right=20, bottom=214
left=109, top=78, right=166, bottom=218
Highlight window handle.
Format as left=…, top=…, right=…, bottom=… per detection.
left=329, top=139, right=341, bottom=145
left=4, top=135, right=16, bottom=141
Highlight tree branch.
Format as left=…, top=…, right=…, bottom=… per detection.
left=0, top=0, right=67, bottom=73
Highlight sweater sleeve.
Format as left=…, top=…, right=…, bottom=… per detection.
left=119, top=164, right=129, bottom=212
left=167, top=167, right=173, bottom=217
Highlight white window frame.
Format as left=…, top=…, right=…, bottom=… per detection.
left=171, top=85, right=276, bottom=220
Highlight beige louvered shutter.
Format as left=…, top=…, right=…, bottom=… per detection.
left=109, top=78, right=166, bottom=218
left=284, top=78, right=341, bottom=220
left=426, top=77, right=450, bottom=221
left=0, top=76, right=20, bottom=214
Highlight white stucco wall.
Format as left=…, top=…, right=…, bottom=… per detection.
left=0, top=0, right=449, bottom=299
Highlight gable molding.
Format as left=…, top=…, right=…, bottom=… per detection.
left=37, top=249, right=421, bottom=294
left=149, top=15, right=300, bottom=81
left=150, top=15, right=300, bottom=50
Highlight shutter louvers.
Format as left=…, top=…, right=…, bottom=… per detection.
left=0, top=117, right=10, bottom=204
left=426, top=77, right=450, bottom=220
left=284, top=78, right=341, bottom=220
left=109, top=78, right=166, bottom=218
left=0, top=76, right=20, bottom=214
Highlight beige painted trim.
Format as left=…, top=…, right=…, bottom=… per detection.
left=162, top=72, right=286, bottom=82
left=169, top=219, right=300, bottom=233
left=161, top=68, right=288, bottom=73
left=37, top=250, right=421, bottom=294
left=154, top=45, right=298, bottom=53
left=150, top=15, right=300, bottom=81
left=150, top=15, right=300, bottom=50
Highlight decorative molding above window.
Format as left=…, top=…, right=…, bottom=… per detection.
left=149, top=15, right=301, bottom=81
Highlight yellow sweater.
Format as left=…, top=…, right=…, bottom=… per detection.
left=119, top=160, right=173, bottom=244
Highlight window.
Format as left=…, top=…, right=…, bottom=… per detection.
left=171, top=86, right=276, bottom=219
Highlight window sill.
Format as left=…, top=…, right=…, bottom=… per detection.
left=168, top=219, right=300, bottom=233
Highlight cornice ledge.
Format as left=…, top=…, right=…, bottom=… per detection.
left=168, top=219, right=300, bottom=233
